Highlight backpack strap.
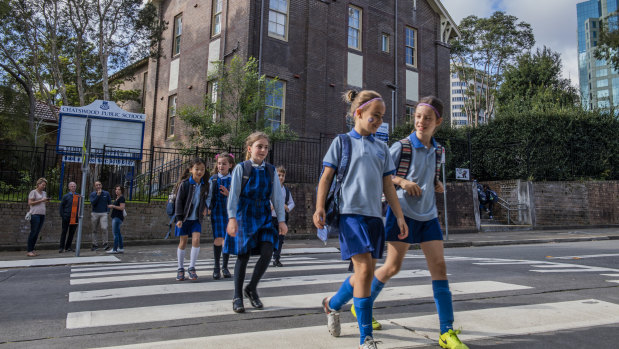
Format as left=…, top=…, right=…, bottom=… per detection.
left=208, top=175, right=218, bottom=210
left=284, top=186, right=290, bottom=204
left=434, top=143, right=444, bottom=184
left=336, top=134, right=352, bottom=184
left=241, top=160, right=253, bottom=193
left=395, top=138, right=412, bottom=178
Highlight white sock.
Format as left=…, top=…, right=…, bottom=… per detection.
left=177, top=248, right=186, bottom=270
left=190, top=247, right=200, bottom=269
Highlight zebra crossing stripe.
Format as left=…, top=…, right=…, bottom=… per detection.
left=0, top=256, right=119, bottom=269
left=66, top=281, right=530, bottom=329
left=68, top=269, right=431, bottom=302
left=91, top=299, right=619, bottom=349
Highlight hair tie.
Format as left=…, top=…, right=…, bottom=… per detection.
left=215, top=154, right=219, bottom=160
left=417, top=103, right=441, bottom=118
left=356, top=97, right=383, bottom=115
left=229, top=154, right=235, bottom=158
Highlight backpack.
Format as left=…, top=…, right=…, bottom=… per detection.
left=317, top=134, right=352, bottom=242
left=394, top=138, right=444, bottom=184
left=164, top=180, right=189, bottom=239
left=208, top=175, right=219, bottom=210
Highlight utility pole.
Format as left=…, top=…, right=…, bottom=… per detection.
left=75, top=118, right=91, bottom=256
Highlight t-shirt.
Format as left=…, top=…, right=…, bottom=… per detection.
left=110, top=196, right=126, bottom=221
left=28, top=190, right=47, bottom=215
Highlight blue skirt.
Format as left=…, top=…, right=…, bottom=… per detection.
left=385, top=206, right=443, bottom=244
left=338, top=214, right=385, bottom=260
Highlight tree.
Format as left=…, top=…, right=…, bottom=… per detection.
left=497, top=47, right=580, bottom=113
left=450, top=11, right=535, bottom=126
left=594, top=11, right=619, bottom=72
left=179, top=56, right=296, bottom=148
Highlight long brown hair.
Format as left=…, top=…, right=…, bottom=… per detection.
left=244, top=131, right=270, bottom=161
left=212, top=152, right=236, bottom=175
left=342, top=90, right=382, bottom=117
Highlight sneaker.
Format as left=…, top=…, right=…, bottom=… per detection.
left=102, top=243, right=110, bottom=251
left=59, top=248, right=64, bottom=253
left=439, top=329, right=469, bottom=349
left=117, top=248, right=124, bottom=253
left=106, top=249, right=118, bottom=254
left=322, top=297, right=341, bottom=337
left=222, top=267, right=232, bottom=278
left=351, top=304, right=382, bottom=330
left=176, top=268, right=185, bottom=281
left=187, top=267, right=198, bottom=281
left=359, top=336, right=379, bottom=349
left=91, top=245, right=99, bottom=251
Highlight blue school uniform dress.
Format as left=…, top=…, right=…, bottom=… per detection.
left=206, top=173, right=232, bottom=239
left=225, top=161, right=286, bottom=255
left=385, top=132, right=443, bottom=243
left=323, top=130, right=396, bottom=260
left=175, top=177, right=204, bottom=236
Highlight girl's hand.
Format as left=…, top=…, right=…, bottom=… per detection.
left=207, top=209, right=211, bottom=215
left=396, top=217, right=409, bottom=240
left=401, top=180, right=422, bottom=196
left=313, top=209, right=326, bottom=229
left=278, top=221, right=288, bottom=236
left=203, top=208, right=207, bottom=216
left=176, top=221, right=183, bottom=228
left=219, top=185, right=229, bottom=196
left=107, top=204, right=114, bottom=209
left=227, top=218, right=238, bottom=237
left=284, top=204, right=289, bottom=212
left=435, top=181, right=444, bottom=193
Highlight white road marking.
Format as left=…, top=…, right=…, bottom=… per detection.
left=0, top=256, right=119, bottom=268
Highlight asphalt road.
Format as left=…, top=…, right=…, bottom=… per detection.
left=1, top=240, right=618, bottom=349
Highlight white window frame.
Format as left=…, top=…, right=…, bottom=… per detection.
left=405, top=105, right=414, bottom=123
left=268, top=0, right=289, bottom=41
left=381, top=33, right=390, bottom=53
left=167, top=95, right=177, bottom=138
left=264, top=78, right=285, bottom=130
left=348, top=6, right=362, bottom=50
left=172, top=14, right=182, bottom=57
left=207, top=81, right=219, bottom=122
left=212, top=0, right=223, bottom=37
left=405, top=26, right=417, bottom=67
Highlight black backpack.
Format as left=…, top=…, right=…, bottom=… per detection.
left=240, top=160, right=275, bottom=194
left=324, top=134, right=352, bottom=227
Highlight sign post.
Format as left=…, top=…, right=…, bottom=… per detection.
left=441, top=150, right=449, bottom=240
left=75, top=119, right=91, bottom=257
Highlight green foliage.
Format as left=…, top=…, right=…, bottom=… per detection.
left=179, top=56, right=297, bottom=148
left=594, top=12, right=619, bottom=72
left=497, top=47, right=580, bottom=113
left=0, top=86, right=30, bottom=143
left=111, top=89, right=141, bottom=104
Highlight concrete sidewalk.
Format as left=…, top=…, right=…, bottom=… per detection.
left=0, top=227, right=617, bottom=268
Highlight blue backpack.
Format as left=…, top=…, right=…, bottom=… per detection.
left=317, top=134, right=352, bottom=242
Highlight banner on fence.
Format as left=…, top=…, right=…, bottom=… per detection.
left=62, top=155, right=135, bottom=167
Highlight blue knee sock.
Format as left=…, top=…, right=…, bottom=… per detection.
left=354, top=297, right=373, bottom=344
left=328, top=276, right=354, bottom=311
left=370, top=276, right=385, bottom=303
left=432, top=280, right=454, bottom=334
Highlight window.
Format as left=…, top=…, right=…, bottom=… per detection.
left=405, top=27, right=417, bottom=67
left=348, top=6, right=361, bottom=50
left=405, top=105, right=414, bottom=123
left=167, top=95, right=177, bottom=137
left=597, top=69, right=608, bottom=77
left=593, top=30, right=597, bottom=38
left=172, top=14, right=182, bottom=56
left=212, top=0, right=223, bottom=37
left=597, top=79, right=609, bottom=88
left=268, top=0, right=288, bottom=40
left=381, top=34, right=390, bottom=53
left=207, top=81, right=219, bottom=121
left=597, top=89, right=609, bottom=98
left=141, top=72, right=148, bottom=111
left=264, top=79, right=285, bottom=130
left=592, top=21, right=597, bottom=28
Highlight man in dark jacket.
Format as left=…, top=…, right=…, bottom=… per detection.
left=89, top=181, right=111, bottom=251
left=59, top=182, right=79, bottom=252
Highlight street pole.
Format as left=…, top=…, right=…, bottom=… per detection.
left=441, top=151, right=449, bottom=240
left=75, top=118, right=91, bottom=257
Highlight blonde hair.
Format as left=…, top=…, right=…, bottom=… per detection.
left=213, top=152, right=236, bottom=174
left=342, top=90, right=383, bottom=117
left=36, top=178, right=47, bottom=187
left=244, top=131, right=270, bottom=160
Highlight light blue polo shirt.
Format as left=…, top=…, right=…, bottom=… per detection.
left=390, top=133, right=439, bottom=221
left=323, top=130, right=396, bottom=218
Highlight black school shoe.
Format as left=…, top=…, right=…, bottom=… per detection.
left=244, top=287, right=263, bottom=309
left=222, top=267, right=232, bottom=278
left=233, top=298, right=245, bottom=313
left=213, top=268, right=221, bottom=280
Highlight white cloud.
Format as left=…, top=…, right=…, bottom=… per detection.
left=441, top=0, right=580, bottom=86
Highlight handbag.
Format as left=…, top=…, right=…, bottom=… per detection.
left=25, top=211, right=32, bottom=221
left=123, top=209, right=127, bottom=217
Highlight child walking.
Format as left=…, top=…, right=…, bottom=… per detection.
left=226, top=132, right=287, bottom=314
left=206, top=152, right=235, bottom=279
left=271, top=165, right=294, bottom=267
left=174, top=158, right=209, bottom=281
left=314, top=90, right=408, bottom=349
left=368, top=96, right=469, bottom=349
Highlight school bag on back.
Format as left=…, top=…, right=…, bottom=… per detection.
left=317, top=134, right=352, bottom=242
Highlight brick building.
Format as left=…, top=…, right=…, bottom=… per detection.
left=140, top=0, right=459, bottom=148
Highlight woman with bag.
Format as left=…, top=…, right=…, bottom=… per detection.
left=107, top=185, right=126, bottom=254
left=27, top=178, right=49, bottom=257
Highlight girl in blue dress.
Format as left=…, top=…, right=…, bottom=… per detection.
left=314, top=90, right=408, bottom=349
left=206, top=152, right=235, bottom=280
left=226, top=132, right=287, bottom=313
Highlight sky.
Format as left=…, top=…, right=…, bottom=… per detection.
left=441, top=0, right=582, bottom=86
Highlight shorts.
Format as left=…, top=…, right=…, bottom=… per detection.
left=175, top=220, right=202, bottom=237
left=385, top=206, right=443, bottom=244
left=338, top=214, right=385, bottom=260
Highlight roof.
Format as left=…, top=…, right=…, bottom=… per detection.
left=429, top=0, right=461, bottom=42
left=0, top=95, right=59, bottom=122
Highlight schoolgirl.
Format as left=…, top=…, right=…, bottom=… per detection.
left=226, top=132, right=287, bottom=313
left=370, top=96, right=469, bottom=349
left=206, top=152, right=235, bottom=280
left=174, top=158, right=209, bottom=281
left=314, top=90, right=408, bottom=349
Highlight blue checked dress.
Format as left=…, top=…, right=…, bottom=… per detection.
left=224, top=166, right=278, bottom=255
left=210, top=176, right=231, bottom=239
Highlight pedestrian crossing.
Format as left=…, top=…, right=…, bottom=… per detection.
left=64, top=254, right=619, bottom=348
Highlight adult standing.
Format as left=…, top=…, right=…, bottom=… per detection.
left=59, top=182, right=79, bottom=253
left=89, top=181, right=111, bottom=251
left=107, top=185, right=126, bottom=254
left=27, top=178, right=49, bottom=257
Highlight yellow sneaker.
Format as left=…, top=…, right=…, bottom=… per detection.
left=439, top=329, right=469, bottom=349
left=350, top=304, right=382, bottom=330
